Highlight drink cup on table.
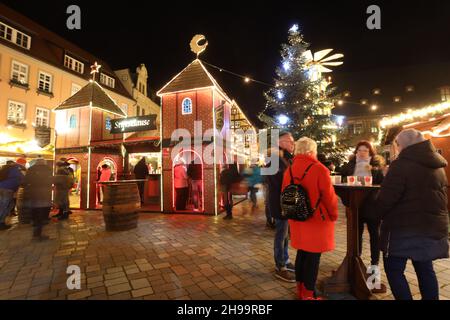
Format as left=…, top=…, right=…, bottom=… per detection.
left=347, top=176, right=356, bottom=185
left=364, top=176, right=373, bottom=186
left=333, top=175, right=342, bottom=184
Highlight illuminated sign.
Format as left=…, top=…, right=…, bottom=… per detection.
left=110, top=115, right=156, bottom=134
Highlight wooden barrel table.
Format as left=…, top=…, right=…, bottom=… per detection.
left=101, top=181, right=141, bottom=231
left=16, top=187, right=32, bottom=224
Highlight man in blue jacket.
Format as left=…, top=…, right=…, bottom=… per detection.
left=0, top=160, right=24, bottom=230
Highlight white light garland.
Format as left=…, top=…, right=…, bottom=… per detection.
left=380, top=101, right=450, bottom=128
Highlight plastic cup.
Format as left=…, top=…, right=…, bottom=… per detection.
left=364, top=176, right=373, bottom=186
left=347, top=176, right=357, bottom=185
left=333, top=175, right=342, bottom=184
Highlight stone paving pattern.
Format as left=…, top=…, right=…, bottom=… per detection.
left=0, top=196, right=449, bottom=300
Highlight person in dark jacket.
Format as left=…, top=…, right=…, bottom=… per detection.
left=220, top=162, right=240, bottom=219
left=377, top=129, right=449, bottom=300
left=0, top=160, right=24, bottom=230
left=22, top=159, right=54, bottom=241
left=187, top=160, right=202, bottom=210
left=266, top=131, right=296, bottom=283
left=340, top=141, right=385, bottom=268
left=134, top=157, right=149, bottom=204
left=53, top=161, right=73, bottom=220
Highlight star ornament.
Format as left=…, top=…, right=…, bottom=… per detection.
left=90, top=62, right=102, bottom=79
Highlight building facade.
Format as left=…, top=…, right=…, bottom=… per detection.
left=0, top=4, right=136, bottom=164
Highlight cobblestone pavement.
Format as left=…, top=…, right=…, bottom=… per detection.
left=0, top=196, right=449, bottom=300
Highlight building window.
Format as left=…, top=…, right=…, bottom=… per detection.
left=11, top=60, right=29, bottom=84
left=142, top=109, right=145, bottom=116
left=64, top=55, right=84, bottom=74
left=71, top=83, right=81, bottom=96
left=136, top=106, right=140, bottom=117
left=121, top=104, right=128, bottom=116
left=35, top=107, right=50, bottom=127
left=440, top=87, right=450, bottom=102
left=38, top=71, right=53, bottom=93
left=7, top=101, right=26, bottom=125
left=343, top=91, right=351, bottom=97
left=105, top=117, right=112, bottom=131
left=182, top=98, right=192, bottom=115
left=353, top=123, right=363, bottom=135
left=360, top=99, right=368, bottom=105
left=372, top=88, right=381, bottom=95
left=406, top=85, right=415, bottom=92
left=393, top=96, right=401, bottom=103
left=0, top=21, right=31, bottom=49
left=371, top=126, right=378, bottom=133
left=100, top=73, right=115, bottom=88
left=69, top=115, right=77, bottom=129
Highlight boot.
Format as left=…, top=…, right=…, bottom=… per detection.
left=53, top=209, right=63, bottom=218
left=296, top=282, right=303, bottom=300
left=58, top=211, right=69, bottom=221
left=301, top=283, right=324, bottom=300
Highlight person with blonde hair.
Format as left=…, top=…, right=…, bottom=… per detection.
left=281, top=137, right=339, bottom=299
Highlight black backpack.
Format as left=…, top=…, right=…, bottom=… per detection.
left=280, top=163, right=321, bottom=221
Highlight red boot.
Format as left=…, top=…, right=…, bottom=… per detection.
left=296, top=282, right=303, bottom=300
left=301, top=283, right=324, bottom=300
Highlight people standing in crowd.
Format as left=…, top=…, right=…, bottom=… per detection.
left=97, top=164, right=112, bottom=204
left=9, top=157, right=27, bottom=217
left=0, top=160, right=24, bottom=230
left=266, top=131, right=296, bottom=282
left=219, top=162, right=240, bottom=220
left=187, top=160, right=202, bottom=211
left=134, top=157, right=149, bottom=204
left=174, top=160, right=189, bottom=210
left=377, top=129, right=449, bottom=300
left=282, top=137, right=339, bottom=300
left=53, top=160, right=73, bottom=220
left=22, top=158, right=53, bottom=241
left=340, top=141, right=385, bottom=269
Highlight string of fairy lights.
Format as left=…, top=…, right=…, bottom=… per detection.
left=199, top=59, right=275, bottom=88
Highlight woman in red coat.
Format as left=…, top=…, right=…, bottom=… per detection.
left=282, top=137, right=339, bottom=300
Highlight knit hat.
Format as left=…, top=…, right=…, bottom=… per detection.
left=16, top=157, right=27, bottom=166
left=395, top=129, right=426, bottom=150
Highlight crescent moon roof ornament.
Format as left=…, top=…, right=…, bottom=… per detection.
left=190, top=34, right=208, bottom=57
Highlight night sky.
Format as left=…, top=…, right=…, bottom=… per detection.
left=3, top=0, right=450, bottom=121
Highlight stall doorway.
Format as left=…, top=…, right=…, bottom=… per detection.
left=67, top=157, right=81, bottom=209
left=96, top=157, right=117, bottom=207
left=172, top=150, right=204, bottom=213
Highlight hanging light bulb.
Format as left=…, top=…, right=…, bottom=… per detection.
left=244, top=77, right=251, bottom=83
left=283, top=62, right=291, bottom=71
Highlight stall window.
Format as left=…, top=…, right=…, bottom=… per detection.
left=182, top=98, right=192, bottom=115
left=69, top=115, right=77, bottom=128
left=105, top=117, right=112, bottom=131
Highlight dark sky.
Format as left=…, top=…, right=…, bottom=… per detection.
left=3, top=0, right=450, bottom=120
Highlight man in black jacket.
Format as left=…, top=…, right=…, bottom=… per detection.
left=377, top=129, right=449, bottom=300
left=266, top=131, right=296, bottom=283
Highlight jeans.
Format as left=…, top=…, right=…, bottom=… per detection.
left=0, top=189, right=14, bottom=224
left=249, top=186, right=258, bottom=207
left=223, top=191, right=233, bottom=216
left=32, top=207, right=50, bottom=237
left=274, top=218, right=290, bottom=269
left=383, top=256, right=439, bottom=300
left=175, top=187, right=188, bottom=210
left=191, top=180, right=202, bottom=209
left=358, top=217, right=381, bottom=265
left=295, top=250, right=322, bottom=291
left=264, top=185, right=272, bottom=223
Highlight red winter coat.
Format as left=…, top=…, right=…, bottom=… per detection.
left=282, top=154, right=339, bottom=253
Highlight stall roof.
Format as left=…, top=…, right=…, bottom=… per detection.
left=54, top=81, right=127, bottom=117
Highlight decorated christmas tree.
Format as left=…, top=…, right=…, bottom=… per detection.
left=260, top=24, right=347, bottom=164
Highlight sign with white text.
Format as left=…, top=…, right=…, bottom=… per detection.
left=110, top=115, right=157, bottom=134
